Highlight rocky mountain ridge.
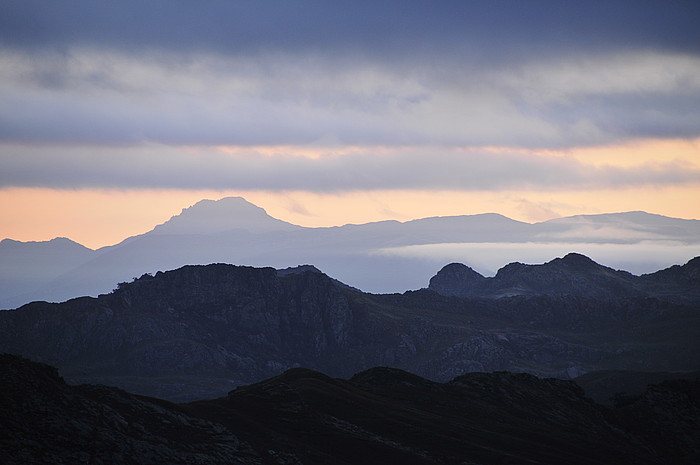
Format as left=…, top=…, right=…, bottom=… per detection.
left=429, top=252, right=700, bottom=301
left=1, top=255, right=698, bottom=401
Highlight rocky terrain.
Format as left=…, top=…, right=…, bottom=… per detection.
left=429, top=252, right=700, bottom=301
left=2, top=354, right=699, bottom=465
left=0, top=255, right=698, bottom=401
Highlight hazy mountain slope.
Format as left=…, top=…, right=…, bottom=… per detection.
left=0, top=237, right=96, bottom=306
left=536, top=211, right=700, bottom=244
left=1, top=259, right=698, bottom=401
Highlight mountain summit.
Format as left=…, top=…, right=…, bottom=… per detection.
left=428, top=253, right=700, bottom=299
left=150, top=197, right=299, bottom=235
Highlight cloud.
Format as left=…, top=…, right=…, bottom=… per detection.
left=2, top=46, right=699, bottom=148
left=0, top=1, right=699, bottom=149
left=512, top=199, right=563, bottom=222
left=1, top=144, right=698, bottom=192
left=501, top=53, right=700, bottom=103
left=375, top=241, right=700, bottom=277
left=2, top=1, right=699, bottom=59
left=1, top=1, right=699, bottom=197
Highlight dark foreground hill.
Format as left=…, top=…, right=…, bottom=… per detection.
left=0, top=354, right=260, bottom=465
left=0, top=256, right=698, bottom=400
left=2, top=354, right=699, bottom=465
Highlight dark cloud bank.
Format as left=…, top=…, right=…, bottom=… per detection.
left=2, top=146, right=698, bottom=192
left=1, top=0, right=699, bottom=183
left=3, top=0, right=699, bottom=57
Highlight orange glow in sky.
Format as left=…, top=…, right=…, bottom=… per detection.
left=1, top=138, right=699, bottom=249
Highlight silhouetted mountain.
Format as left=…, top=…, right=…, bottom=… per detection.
left=639, top=256, right=700, bottom=302
left=0, top=237, right=94, bottom=306
left=3, top=354, right=699, bottom=464
left=150, top=197, right=300, bottom=235
left=539, top=211, right=700, bottom=243
left=429, top=252, right=700, bottom=301
left=1, top=259, right=698, bottom=400
left=2, top=197, right=699, bottom=308
left=427, top=262, right=486, bottom=296
left=0, top=354, right=260, bottom=465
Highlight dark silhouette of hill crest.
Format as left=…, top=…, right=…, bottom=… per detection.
left=3, top=354, right=699, bottom=464
left=1, top=255, right=698, bottom=401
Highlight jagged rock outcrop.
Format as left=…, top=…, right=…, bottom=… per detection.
left=429, top=252, right=700, bottom=300
left=428, top=262, right=486, bottom=296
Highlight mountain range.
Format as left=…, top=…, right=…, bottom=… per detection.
left=429, top=252, right=700, bottom=301
left=2, top=196, right=700, bottom=309
left=1, top=255, right=698, bottom=401
left=2, top=353, right=699, bottom=465
left=2, top=225, right=698, bottom=463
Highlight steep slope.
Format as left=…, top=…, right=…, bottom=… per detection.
left=0, top=354, right=260, bottom=465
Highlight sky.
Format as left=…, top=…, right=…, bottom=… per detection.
left=1, top=0, right=700, bottom=249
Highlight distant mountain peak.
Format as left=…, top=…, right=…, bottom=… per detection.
left=149, top=196, right=299, bottom=235
left=0, top=237, right=93, bottom=254
left=495, top=253, right=607, bottom=275
left=276, top=264, right=324, bottom=276
left=429, top=263, right=486, bottom=297
left=561, top=251, right=592, bottom=261
left=178, top=197, right=270, bottom=219
left=554, top=252, right=600, bottom=268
